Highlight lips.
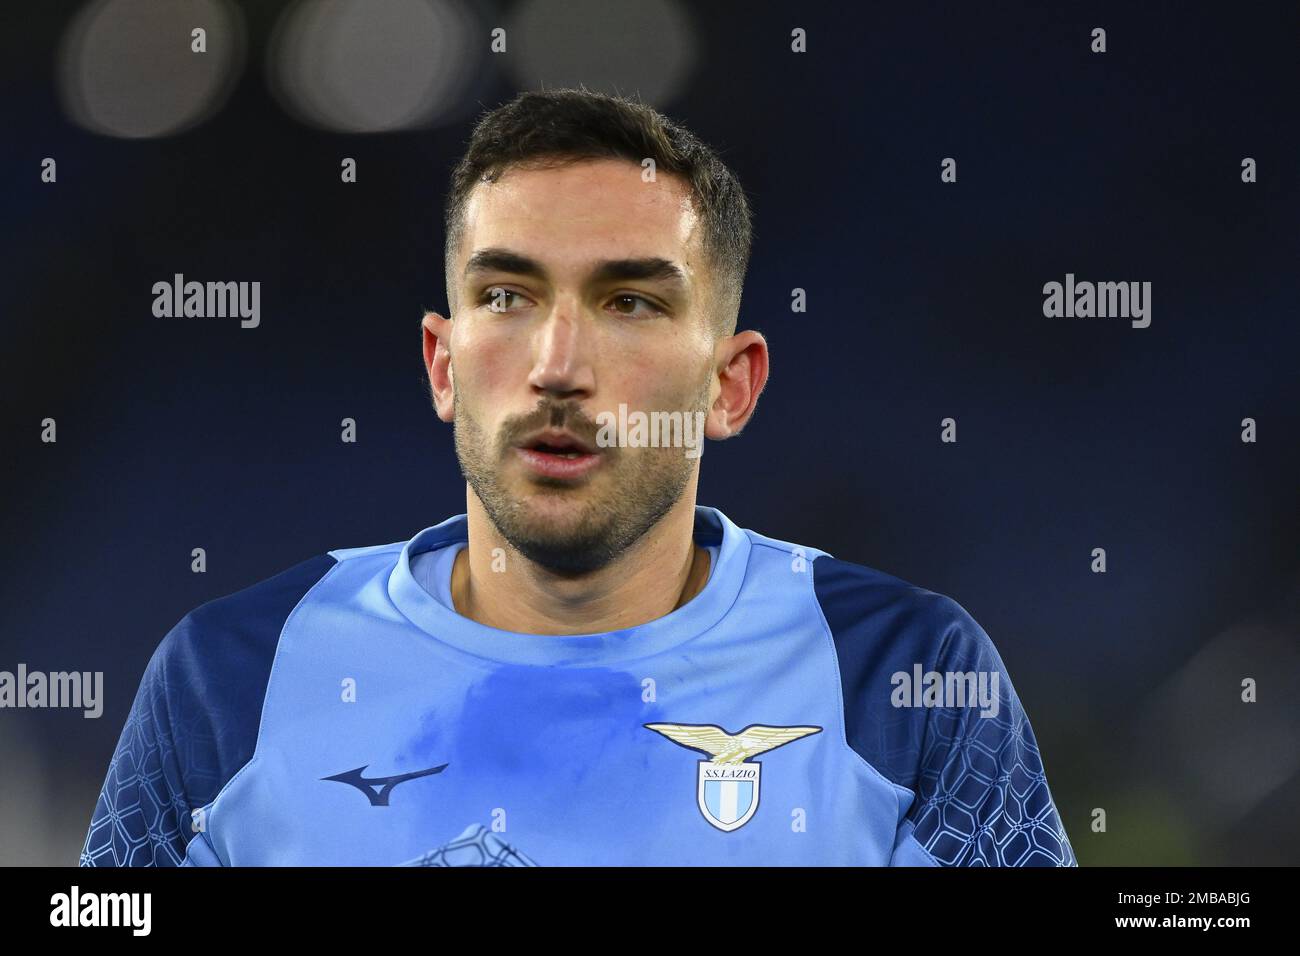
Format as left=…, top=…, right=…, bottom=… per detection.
left=516, top=428, right=596, bottom=456
left=514, top=428, right=602, bottom=480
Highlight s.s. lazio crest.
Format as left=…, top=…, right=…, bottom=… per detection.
left=644, top=723, right=822, bottom=832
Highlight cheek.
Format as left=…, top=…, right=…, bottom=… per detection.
left=604, top=325, right=710, bottom=398
left=456, top=326, right=527, bottom=400
left=614, top=369, right=706, bottom=416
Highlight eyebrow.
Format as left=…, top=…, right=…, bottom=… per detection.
left=463, top=247, right=689, bottom=290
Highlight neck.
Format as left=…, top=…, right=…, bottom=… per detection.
left=451, top=488, right=710, bottom=635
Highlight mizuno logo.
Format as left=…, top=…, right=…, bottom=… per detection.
left=322, top=763, right=449, bottom=806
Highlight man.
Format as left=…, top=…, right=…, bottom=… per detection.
left=81, top=88, right=1075, bottom=866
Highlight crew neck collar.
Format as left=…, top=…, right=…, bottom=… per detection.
left=387, top=506, right=750, bottom=665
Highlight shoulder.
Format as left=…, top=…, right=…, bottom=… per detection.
left=732, top=520, right=995, bottom=669
left=153, top=552, right=340, bottom=686
left=804, top=552, right=1011, bottom=791
left=730, top=525, right=1074, bottom=866
left=82, top=551, right=343, bottom=866
left=140, top=552, right=341, bottom=799
left=809, top=552, right=1000, bottom=672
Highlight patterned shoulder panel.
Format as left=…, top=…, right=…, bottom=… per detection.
left=79, top=554, right=338, bottom=866
left=812, top=555, right=1076, bottom=866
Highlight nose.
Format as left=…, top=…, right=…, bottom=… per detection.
left=527, top=302, right=595, bottom=401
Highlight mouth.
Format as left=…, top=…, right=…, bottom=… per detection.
left=513, top=429, right=603, bottom=481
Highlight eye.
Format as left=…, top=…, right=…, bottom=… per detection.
left=607, top=293, right=664, bottom=319
left=479, top=286, right=530, bottom=312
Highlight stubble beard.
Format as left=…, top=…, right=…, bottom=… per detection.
left=452, top=383, right=709, bottom=576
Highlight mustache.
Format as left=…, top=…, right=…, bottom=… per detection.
left=500, top=399, right=605, bottom=451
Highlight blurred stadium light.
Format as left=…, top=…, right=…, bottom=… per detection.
left=58, top=0, right=246, bottom=139
left=505, top=0, right=699, bottom=106
left=267, top=0, right=481, bottom=133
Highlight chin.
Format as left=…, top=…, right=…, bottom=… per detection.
left=513, top=491, right=597, bottom=533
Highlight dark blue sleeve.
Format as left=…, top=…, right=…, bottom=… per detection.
left=79, top=554, right=337, bottom=866
left=906, top=605, right=1077, bottom=866
left=813, top=555, right=1076, bottom=867
left=78, top=628, right=193, bottom=866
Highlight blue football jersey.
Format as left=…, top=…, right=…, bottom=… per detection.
left=79, top=506, right=1076, bottom=866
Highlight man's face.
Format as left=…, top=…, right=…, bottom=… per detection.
left=445, top=158, right=718, bottom=574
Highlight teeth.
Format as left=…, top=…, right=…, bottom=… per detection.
left=560, top=451, right=579, bottom=459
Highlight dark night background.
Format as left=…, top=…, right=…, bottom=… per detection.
left=1, top=0, right=1297, bottom=865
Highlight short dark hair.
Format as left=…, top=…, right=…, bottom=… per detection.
left=443, top=86, right=753, bottom=336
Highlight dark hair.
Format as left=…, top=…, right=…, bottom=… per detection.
left=443, top=86, right=753, bottom=336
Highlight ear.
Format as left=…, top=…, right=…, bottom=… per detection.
left=705, top=330, right=769, bottom=440
left=422, top=311, right=455, bottom=423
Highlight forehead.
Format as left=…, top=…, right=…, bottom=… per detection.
left=458, top=158, right=703, bottom=275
